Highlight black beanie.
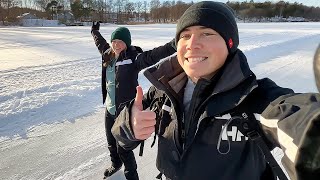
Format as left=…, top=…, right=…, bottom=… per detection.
left=176, top=1, right=239, bottom=54
left=111, top=27, right=131, bottom=47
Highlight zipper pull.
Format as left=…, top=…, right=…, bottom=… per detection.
left=181, top=130, right=185, bottom=139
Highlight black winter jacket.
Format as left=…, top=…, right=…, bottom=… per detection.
left=91, top=30, right=176, bottom=112
left=112, top=50, right=320, bottom=180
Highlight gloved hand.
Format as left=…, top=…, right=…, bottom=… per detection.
left=92, top=21, right=101, bottom=31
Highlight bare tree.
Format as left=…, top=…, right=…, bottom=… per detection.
left=114, top=0, right=127, bottom=23
left=35, top=0, right=51, bottom=11
left=60, top=0, right=70, bottom=10
left=0, top=0, right=4, bottom=24
left=135, top=1, right=141, bottom=22
left=143, top=0, right=147, bottom=23
left=114, top=0, right=120, bottom=23
left=27, top=0, right=38, bottom=10
left=172, top=1, right=190, bottom=21
left=124, top=1, right=134, bottom=22
left=276, top=0, right=286, bottom=18
left=107, top=0, right=113, bottom=12
left=0, top=0, right=19, bottom=24
left=93, top=0, right=106, bottom=21
left=160, top=1, right=170, bottom=23
left=105, top=0, right=113, bottom=22
left=150, top=0, right=160, bottom=22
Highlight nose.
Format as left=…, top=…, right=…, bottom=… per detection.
left=186, top=34, right=201, bottom=50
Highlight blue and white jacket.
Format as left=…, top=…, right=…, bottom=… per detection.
left=91, top=30, right=176, bottom=114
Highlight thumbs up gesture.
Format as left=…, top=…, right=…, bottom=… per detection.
left=131, top=86, right=156, bottom=140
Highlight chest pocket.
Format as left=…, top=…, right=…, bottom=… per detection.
left=198, top=113, right=247, bottom=153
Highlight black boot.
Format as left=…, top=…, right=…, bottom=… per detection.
left=103, top=161, right=123, bottom=178
left=124, top=169, right=139, bottom=180
left=104, top=142, right=123, bottom=178
left=119, top=147, right=139, bottom=180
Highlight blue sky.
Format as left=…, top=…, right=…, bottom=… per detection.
left=133, top=0, right=319, bottom=7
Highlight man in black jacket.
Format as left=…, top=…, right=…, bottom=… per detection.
left=112, top=1, right=320, bottom=180
left=91, top=22, right=176, bottom=179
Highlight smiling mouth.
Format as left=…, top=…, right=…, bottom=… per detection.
left=186, top=57, right=208, bottom=63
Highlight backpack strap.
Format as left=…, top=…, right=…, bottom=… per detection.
left=151, top=134, right=157, bottom=147
left=239, top=113, right=288, bottom=180
left=156, top=172, right=163, bottom=179
left=139, top=141, right=144, bottom=156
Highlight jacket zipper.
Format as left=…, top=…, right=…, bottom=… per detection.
left=182, top=76, right=257, bottom=156
left=181, top=113, right=185, bottom=150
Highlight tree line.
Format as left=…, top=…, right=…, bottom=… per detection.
left=1, top=0, right=319, bottom=25
left=227, top=0, right=320, bottom=21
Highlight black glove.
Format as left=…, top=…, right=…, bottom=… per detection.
left=92, top=21, right=100, bottom=31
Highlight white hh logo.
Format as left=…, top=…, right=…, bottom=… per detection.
left=221, top=126, right=248, bottom=142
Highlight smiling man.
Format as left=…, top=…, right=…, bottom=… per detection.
left=112, top=1, right=320, bottom=180
left=176, top=26, right=229, bottom=82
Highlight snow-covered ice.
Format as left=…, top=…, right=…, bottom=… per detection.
left=0, top=22, right=319, bottom=180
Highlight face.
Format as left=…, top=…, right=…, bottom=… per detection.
left=111, top=39, right=127, bottom=56
left=177, top=26, right=228, bottom=83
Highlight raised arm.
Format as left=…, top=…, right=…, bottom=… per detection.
left=134, top=39, right=176, bottom=71
left=91, top=21, right=110, bottom=55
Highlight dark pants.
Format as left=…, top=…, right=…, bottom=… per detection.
left=105, top=110, right=139, bottom=180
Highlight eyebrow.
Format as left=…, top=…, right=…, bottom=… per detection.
left=183, top=26, right=210, bottom=32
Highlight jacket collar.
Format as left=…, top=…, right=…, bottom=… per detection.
left=144, top=55, right=187, bottom=100
left=210, top=50, right=254, bottom=95
left=144, top=49, right=256, bottom=97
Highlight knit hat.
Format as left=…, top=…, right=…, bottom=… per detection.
left=111, top=27, right=131, bottom=47
left=175, top=1, right=239, bottom=54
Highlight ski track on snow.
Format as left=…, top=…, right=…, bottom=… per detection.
left=0, top=57, right=102, bottom=139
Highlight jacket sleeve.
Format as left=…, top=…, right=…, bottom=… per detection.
left=260, top=93, right=320, bottom=180
left=91, top=30, right=110, bottom=55
left=111, top=87, right=155, bottom=150
left=134, top=39, right=176, bottom=71
left=111, top=99, right=141, bottom=150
